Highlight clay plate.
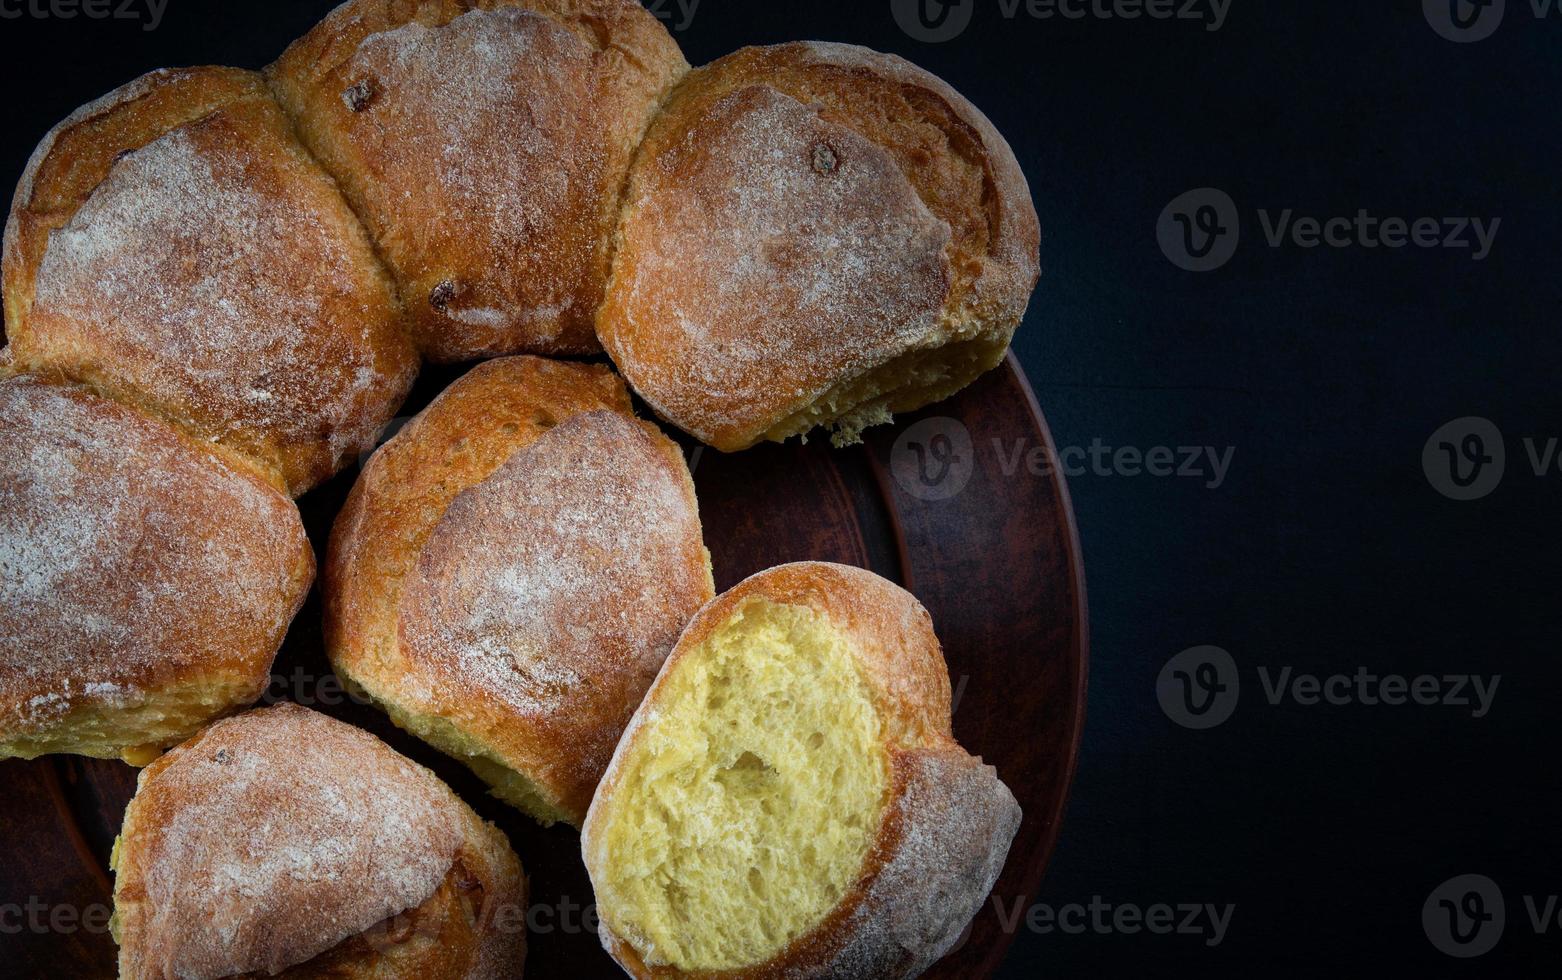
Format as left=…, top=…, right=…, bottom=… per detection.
left=0, top=353, right=1087, bottom=978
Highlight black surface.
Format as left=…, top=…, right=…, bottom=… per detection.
left=2, top=1, right=1558, bottom=976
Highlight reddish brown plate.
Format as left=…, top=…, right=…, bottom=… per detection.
left=0, top=353, right=1087, bottom=978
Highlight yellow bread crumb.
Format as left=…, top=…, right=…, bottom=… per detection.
left=593, top=599, right=888, bottom=970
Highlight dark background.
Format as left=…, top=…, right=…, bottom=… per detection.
left=1, top=0, right=1558, bottom=976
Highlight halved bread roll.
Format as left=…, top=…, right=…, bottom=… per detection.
left=0, top=376, right=313, bottom=765
left=269, top=0, right=688, bottom=361
left=582, top=561, right=1021, bottom=978
left=326, top=356, right=713, bottom=827
left=111, top=703, right=526, bottom=979
left=596, top=41, right=1041, bottom=452
left=2, top=65, right=417, bottom=495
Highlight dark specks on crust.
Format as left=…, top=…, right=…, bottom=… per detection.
left=429, top=279, right=458, bottom=312
left=811, top=141, right=840, bottom=175
left=341, top=78, right=377, bottom=112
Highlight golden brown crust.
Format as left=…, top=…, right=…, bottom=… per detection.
left=236, top=804, right=527, bottom=980
left=596, top=41, right=1041, bottom=451
left=269, top=0, right=689, bottom=361
left=326, top=356, right=713, bottom=825
left=113, top=704, right=527, bottom=980
left=3, top=66, right=417, bottom=495
left=326, top=357, right=634, bottom=688
left=583, top=562, right=1022, bottom=979
left=0, top=375, right=313, bottom=761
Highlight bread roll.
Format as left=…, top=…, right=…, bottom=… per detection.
left=326, top=356, right=713, bottom=827
left=2, top=66, right=417, bottom=495
left=582, top=562, right=1021, bottom=978
left=596, top=41, right=1040, bottom=451
left=0, top=375, right=313, bottom=765
left=111, top=703, right=526, bottom=979
left=269, top=0, right=688, bottom=361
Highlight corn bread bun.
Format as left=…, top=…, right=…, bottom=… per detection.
left=111, top=703, right=526, bottom=979
left=0, top=375, right=313, bottom=764
left=595, top=41, right=1041, bottom=452
left=326, top=356, right=714, bottom=827
left=2, top=66, right=417, bottom=495
left=583, top=561, right=1022, bottom=978
left=269, top=0, right=689, bottom=362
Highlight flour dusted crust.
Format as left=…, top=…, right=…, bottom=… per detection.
left=2, top=66, right=417, bottom=495
left=597, top=41, right=1041, bottom=452
left=112, top=704, right=526, bottom=980
left=269, top=0, right=689, bottom=361
left=0, top=376, right=313, bottom=762
left=326, top=357, right=713, bottom=825
left=583, top=562, right=1022, bottom=979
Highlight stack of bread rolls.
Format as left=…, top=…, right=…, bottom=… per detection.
left=0, top=1, right=1040, bottom=977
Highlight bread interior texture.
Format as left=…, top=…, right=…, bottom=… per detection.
left=596, top=599, right=887, bottom=970
left=765, top=328, right=1011, bottom=448
left=0, top=677, right=261, bottom=766
left=340, top=676, right=576, bottom=828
